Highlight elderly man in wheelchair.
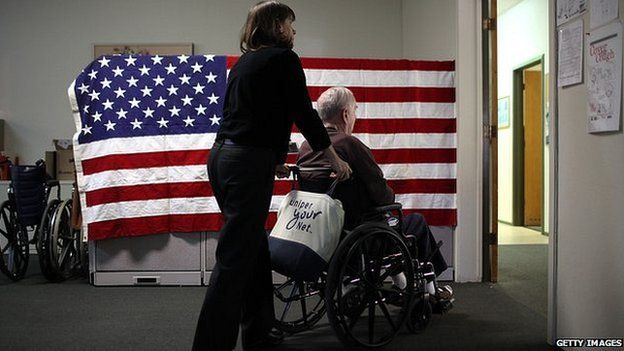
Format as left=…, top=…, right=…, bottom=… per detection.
left=269, top=87, right=453, bottom=349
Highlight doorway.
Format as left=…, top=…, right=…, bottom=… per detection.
left=512, top=59, right=544, bottom=233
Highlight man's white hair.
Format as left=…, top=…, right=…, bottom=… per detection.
left=316, top=87, right=354, bottom=122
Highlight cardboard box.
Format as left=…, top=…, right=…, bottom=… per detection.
left=53, top=139, right=75, bottom=180
left=45, top=151, right=56, bottom=179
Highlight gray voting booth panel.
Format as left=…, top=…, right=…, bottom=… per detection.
left=90, top=232, right=205, bottom=286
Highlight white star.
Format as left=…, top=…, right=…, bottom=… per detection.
left=168, top=106, right=181, bottom=117
left=114, top=87, right=126, bottom=98
left=143, top=107, right=155, bottom=118
left=204, top=55, right=215, bottom=62
left=78, top=83, right=89, bottom=94
left=195, top=104, right=207, bottom=116
left=209, top=114, right=221, bottom=125
left=193, top=83, right=205, bottom=94
left=82, top=125, right=92, bottom=135
left=88, top=69, right=98, bottom=80
left=205, top=72, right=217, bottom=83
left=126, top=76, right=139, bottom=87
left=151, top=55, right=164, bottom=65
left=208, top=93, right=220, bottom=105
left=88, top=90, right=100, bottom=101
left=104, top=120, right=117, bottom=131
left=128, top=97, right=141, bottom=109
left=140, top=86, right=153, bottom=97
left=167, top=84, right=179, bottom=96
left=92, top=111, right=103, bottom=122
left=165, top=63, right=177, bottom=75
left=112, top=66, right=124, bottom=77
left=83, top=105, right=90, bottom=113
left=157, top=117, right=169, bottom=128
left=124, top=55, right=137, bottom=66
left=155, top=96, right=167, bottom=107
left=131, top=118, right=143, bottom=129
left=116, top=108, right=128, bottom=119
left=102, top=99, right=114, bottom=110
left=100, top=78, right=112, bottom=89
left=179, top=74, right=191, bottom=85
left=183, top=116, right=196, bottom=127
left=181, top=95, right=194, bottom=106
left=153, top=75, right=165, bottom=86
left=191, top=62, right=203, bottom=73
left=138, top=65, right=151, bottom=76
left=98, top=56, right=111, bottom=67
left=177, top=54, right=190, bottom=64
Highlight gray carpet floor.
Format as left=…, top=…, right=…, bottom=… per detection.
left=0, top=245, right=552, bottom=351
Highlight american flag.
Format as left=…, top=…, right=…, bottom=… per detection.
left=69, top=55, right=455, bottom=241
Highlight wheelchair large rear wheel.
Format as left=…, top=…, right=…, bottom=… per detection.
left=326, top=223, right=414, bottom=348
left=274, top=274, right=326, bottom=334
left=49, top=199, right=80, bottom=281
left=0, top=200, right=29, bottom=281
left=36, top=199, right=62, bottom=281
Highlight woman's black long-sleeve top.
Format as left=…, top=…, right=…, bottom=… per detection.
left=216, top=47, right=331, bottom=164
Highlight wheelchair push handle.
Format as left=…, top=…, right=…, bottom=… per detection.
left=285, top=165, right=342, bottom=196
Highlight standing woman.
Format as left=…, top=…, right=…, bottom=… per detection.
left=192, top=1, right=351, bottom=350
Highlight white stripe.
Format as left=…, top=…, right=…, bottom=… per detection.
left=84, top=193, right=455, bottom=223
left=76, top=133, right=216, bottom=161
left=291, top=133, right=456, bottom=149
left=82, top=165, right=207, bottom=192
left=81, top=163, right=455, bottom=192
left=84, top=195, right=455, bottom=223
left=304, top=69, right=455, bottom=88
left=312, top=102, right=455, bottom=119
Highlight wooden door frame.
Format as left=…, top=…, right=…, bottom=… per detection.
left=512, top=56, right=544, bottom=233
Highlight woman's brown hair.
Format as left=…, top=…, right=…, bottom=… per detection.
left=240, top=1, right=296, bottom=53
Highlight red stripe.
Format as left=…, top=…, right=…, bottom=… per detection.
left=86, top=209, right=455, bottom=240
left=307, top=86, right=455, bottom=103
left=86, top=182, right=212, bottom=207
left=292, top=119, right=456, bottom=134
left=402, top=209, right=457, bottom=226
left=388, top=179, right=456, bottom=194
left=226, top=56, right=455, bottom=71
left=82, top=150, right=209, bottom=175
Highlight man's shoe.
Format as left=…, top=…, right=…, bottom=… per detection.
left=244, top=328, right=284, bottom=350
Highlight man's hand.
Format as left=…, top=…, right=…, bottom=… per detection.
left=322, top=146, right=352, bottom=181
left=275, top=164, right=290, bottom=178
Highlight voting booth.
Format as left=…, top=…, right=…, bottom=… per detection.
left=69, top=54, right=457, bottom=286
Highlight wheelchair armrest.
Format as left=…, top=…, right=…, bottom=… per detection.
left=370, top=202, right=402, bottom=214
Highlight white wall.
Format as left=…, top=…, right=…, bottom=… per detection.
left=402, top=0, right=456, bottom=59
left=497, top=0, right=549, bottom=232
left=553, top=3, right=624, bottom=338
left=0, top=0, right=402, bottom=164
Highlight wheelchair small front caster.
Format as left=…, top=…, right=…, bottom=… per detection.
left=406, top=294, right=432, bottom=333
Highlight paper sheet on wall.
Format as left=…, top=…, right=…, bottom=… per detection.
left=558, top=20, right=584, bottom=87
left=587, top=21, right=622, bottom=133
left=590, top=0, right=619, bottom=29
left=557, top=0, right=588, bottom=26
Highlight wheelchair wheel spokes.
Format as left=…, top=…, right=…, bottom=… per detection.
left=50, top=199, right=78, bottom=281
left=37, top=199, right=61, bottom=281
left=274, top=276, right=326, bottom=334
left=0, top=201, right=29, bottom=281
left=326, top=225, right=414, bottom=349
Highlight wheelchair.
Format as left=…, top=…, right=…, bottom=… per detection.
left=0, top=159, right=85, bottom=281
left=272, top=166, right=452, bottom=348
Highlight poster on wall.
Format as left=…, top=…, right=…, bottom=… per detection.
left=557, top=0, right=588, bottom=26
left=587, top=21, right=622, bottom=133
left=590, top=0, right=619, bottom=30
left=498, top=96, right=510, bottom=128
left=558, top=19, right=584, bottom=87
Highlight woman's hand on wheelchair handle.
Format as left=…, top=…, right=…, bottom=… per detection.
left=323, top=145, right=352, bottom=181
left=275, top=164, right=290, bottom=178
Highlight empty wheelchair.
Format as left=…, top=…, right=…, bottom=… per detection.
left=0, top=160, right=83, bottom=281
left=272, top=166, right=452, bottom=348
